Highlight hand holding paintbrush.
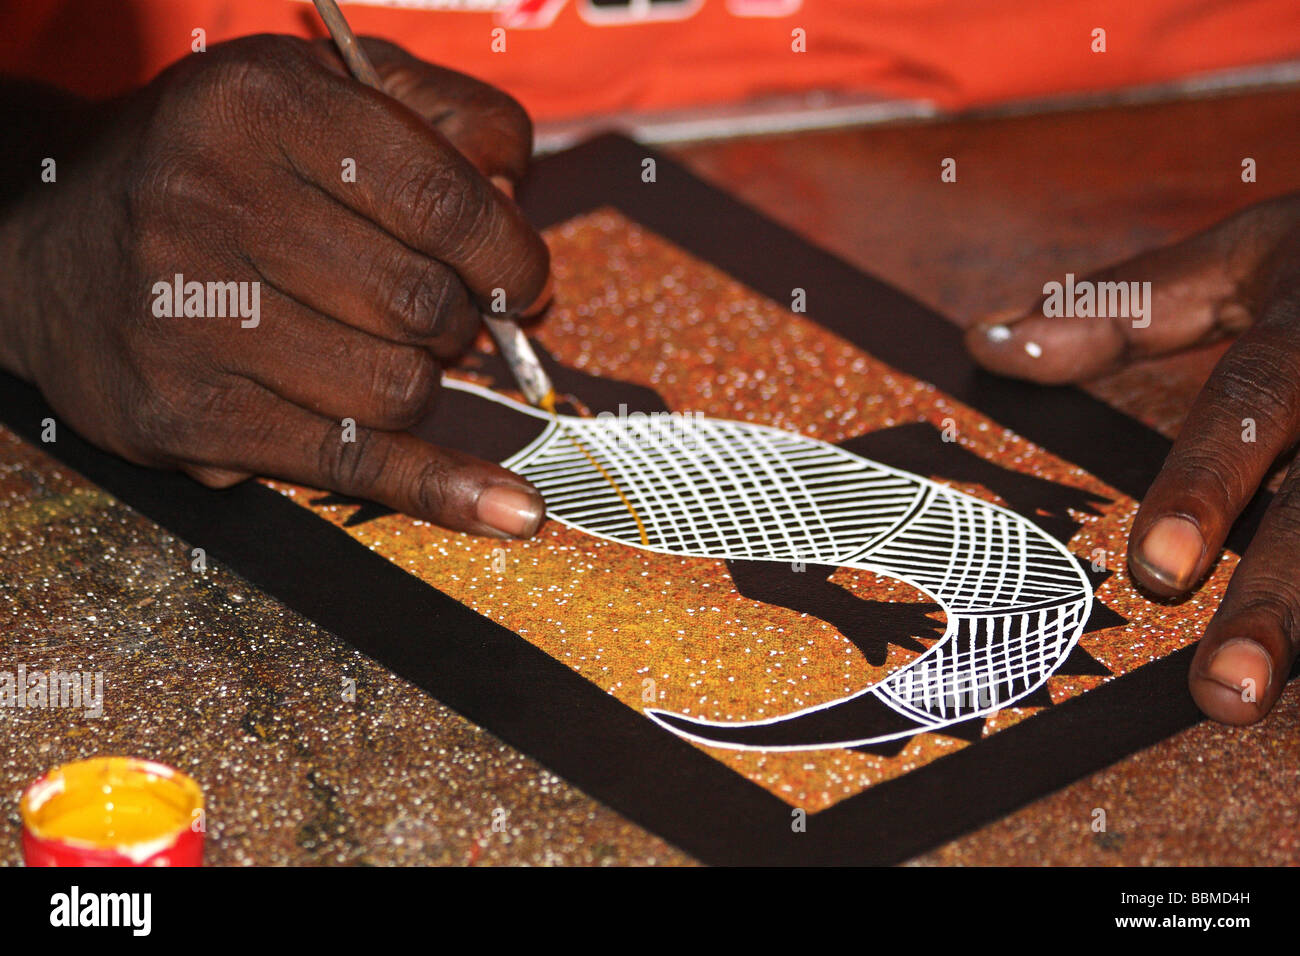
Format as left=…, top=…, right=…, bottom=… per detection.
left=0, top=28, right=552, bottom=537
left=311, top=0, right=558, bottom=412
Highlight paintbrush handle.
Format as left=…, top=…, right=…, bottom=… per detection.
left=311, top=0, right=384, bottom=89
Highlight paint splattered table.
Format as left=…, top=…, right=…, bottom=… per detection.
left=3, top=86, right=1298, bottom=865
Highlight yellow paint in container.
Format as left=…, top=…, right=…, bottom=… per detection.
left=21, top=757, right=205, bottom=866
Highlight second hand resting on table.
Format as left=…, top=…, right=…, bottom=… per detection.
left=1, top=33, right=1296, bottom=728
left=967, top=195, right=1300, bottom=727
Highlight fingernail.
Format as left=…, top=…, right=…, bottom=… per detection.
left=477, top=485, right=544, bottom=538
left=969, top=310, right=1025, bottom=350
left=974, top=307, right=1026, bottom=338
left=1132, top=515, right=1204, bottom=591
left=1204, top=639, right=1272, bottom=697
left=521, top=271, right=554, bottom=319
left=490, top=175, right=515, bottom=200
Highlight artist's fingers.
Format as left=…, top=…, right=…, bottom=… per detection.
left=966, top=196, right=1300, bottom=384
left=1127, top=305, right=1300, bottom=599
left=222, top=391, right=545, bottom=538
left=225, top=286, right=441, bottom=431
left=351, top=37, right=534, bottom=185
left=1185, top=458, right=1300, bottom=724
left=245, top=183, right=479, bottom=358
left=275, top=45, right=549, bottom=314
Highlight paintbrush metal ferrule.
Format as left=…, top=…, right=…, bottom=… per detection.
left=481, top=314, right=556, bottom=410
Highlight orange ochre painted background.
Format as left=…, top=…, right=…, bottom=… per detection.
left=260, top=209, right=1231, bottom=813
left=2, top=1, right=1298, bottom=122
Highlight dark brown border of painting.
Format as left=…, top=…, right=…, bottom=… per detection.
left=0, top=133, right=1276, bottom=865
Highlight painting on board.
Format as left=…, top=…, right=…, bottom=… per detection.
left=0, top=136, right=1240, bottom=864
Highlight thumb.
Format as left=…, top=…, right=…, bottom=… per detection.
left=239, top=399, right=548, bottom=539
left=965, top=195, right=1300, bottom=384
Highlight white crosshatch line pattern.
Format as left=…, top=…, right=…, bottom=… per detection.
left=446, top=378, right=1094, bottom=751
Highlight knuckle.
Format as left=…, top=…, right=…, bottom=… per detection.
left=1265, top=502, right=1300, bottom=548
left=1210, top=335, right=1300, bottom=412
left=1166, top=450, right=1252, bottom=513
left=169, top=36, right=317, bottom=147
left=372, top=347, right=438, bottom=427
left=126, top=153, right=208, bottom=227
left=124, top=152, right=253, bottom=250
left=399, top=161, right=487, bottom=247
left=380, top=256, right=452, bottom=339
left=129, top=220, right=176, bottom=279
left=127, top=374, right=194, bottom=457
left=318, top=423, right=386, bottom=491
left=1267, top=474, right=1300, bottom=534
left=418, top=270, right=458, bottom=340
left=192, top=381, right=261, bottom=448
left=213, top=57, right=281, bottom=105
left=205, top=36, right=305, bottom=104
left=411, top=457, right=453, bottom=519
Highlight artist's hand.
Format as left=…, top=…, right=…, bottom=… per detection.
left=0, top=35, right=549, bottom=538
left=965, top=194, right=1300, bottom=725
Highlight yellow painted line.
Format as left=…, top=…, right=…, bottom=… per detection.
left=542, top=391, right=650, bottom=547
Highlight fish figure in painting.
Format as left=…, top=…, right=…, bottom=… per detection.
left=435, top=377, right=1096, bottom=753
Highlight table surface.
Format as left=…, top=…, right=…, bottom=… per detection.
left=3, top=87, right=1298, bottom=866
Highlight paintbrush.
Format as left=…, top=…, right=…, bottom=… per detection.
left=310, top=0, right=559, bottom=413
